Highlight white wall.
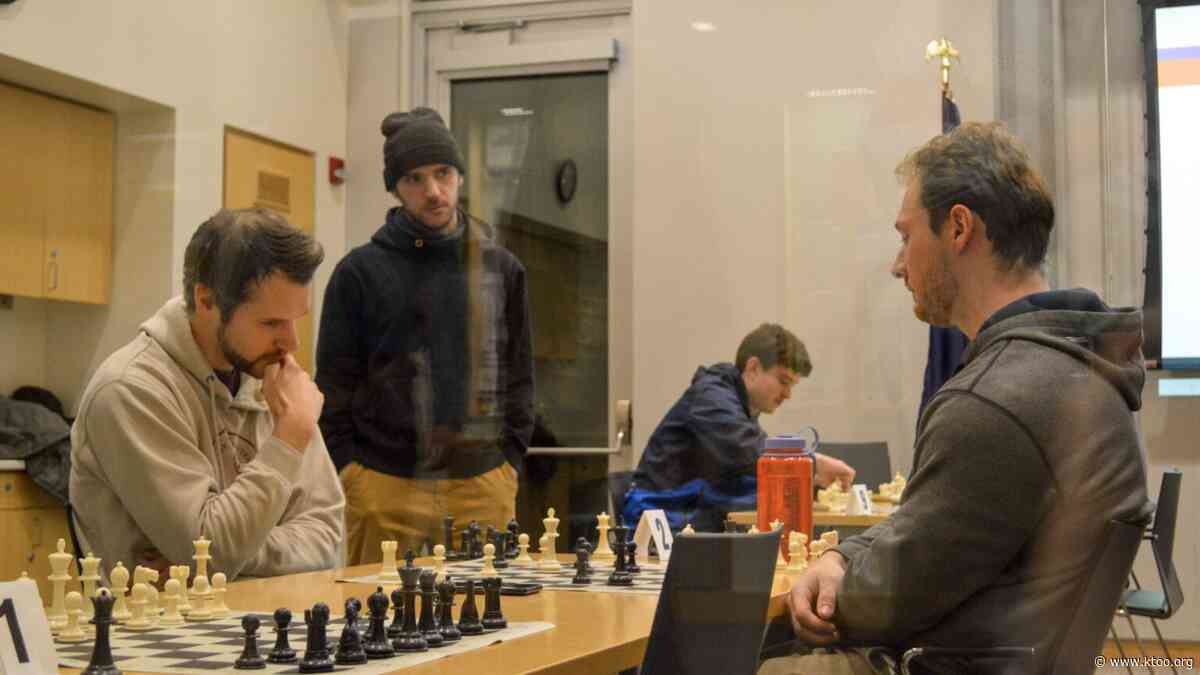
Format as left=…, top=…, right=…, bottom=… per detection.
left=0, top=0, right=350, bottom=412
left=632, top=0, right=995, bottom=475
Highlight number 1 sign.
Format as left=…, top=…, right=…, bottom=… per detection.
left=0, top=578, right=57, bottom=674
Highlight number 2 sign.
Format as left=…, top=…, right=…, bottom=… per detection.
left=0, top=578, right=57, bottom=674
left=633, top=509, right=675, bottom=564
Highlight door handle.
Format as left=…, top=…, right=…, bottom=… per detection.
left=47, top=250, right=59, bottom=291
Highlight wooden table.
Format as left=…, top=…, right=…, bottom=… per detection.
left=63, top=556, right=795, bottom=675
left=729, top=502, right=896, bottom=529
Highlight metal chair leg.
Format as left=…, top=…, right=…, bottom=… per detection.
left=1111, top=622, right=1134, bottom=675
left=1124, top=612, right=1150, bottom=664
left=1147, top=618, right=1178, bottom=675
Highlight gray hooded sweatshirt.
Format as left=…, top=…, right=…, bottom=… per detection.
left=69, top=297, right=345, bottom=580
left=832, top=289, right=1153, bottom=673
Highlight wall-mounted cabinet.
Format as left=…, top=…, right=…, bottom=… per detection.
left=0, top=81, right=113, bottom=305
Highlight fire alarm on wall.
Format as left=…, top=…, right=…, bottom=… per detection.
left=329, top=157, right=345, bottom=185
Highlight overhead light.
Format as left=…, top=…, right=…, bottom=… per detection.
left=691, top=21, right=717, bottom=32
left=500, top=107, right=535, bottom=117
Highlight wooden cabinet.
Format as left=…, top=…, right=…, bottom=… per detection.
left=0, top=81, right=114, bottom=305
left=0, top=471, right=72, bottom=602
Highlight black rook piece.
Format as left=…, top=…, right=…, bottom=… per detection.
left=334, top=599, right=367, bottom=665
left=298, top=602, right=335, bottom=673
left=82, top=587, right=120, bottom=675
left=417, top=569, right=444, bottom=647
left=235, top=614, right=267, bottom=670
left=268, top=608, right=298, bottom=664
left=443, top=515, right=457, bottom=555
left=457, top=579, right=484, bottom=635
left=492, top=531, right=509, bottom=569
left=506, top=518, right=521, bottom=558
left=437, top=576, right=462, bottom=643
left=363, top=587, right=395, bottom=659
left=481, top=576, right=507, bottom=630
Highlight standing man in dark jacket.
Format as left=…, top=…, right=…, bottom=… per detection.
left=624, top=323, right=855, bottom=532
left=316, top=108, right=534, bottom=564
left=762, top=122, right=1152, bottom=675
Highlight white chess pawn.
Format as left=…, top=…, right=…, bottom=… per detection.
left=47, top=538, right=73, bottom=631
left=747, top=525, right=760, bottom=534
left=592, top=512, right=615, bottom=562
left=56, top=592, right=88, bottom=643
left=160, top=578, right=185, bottom=626
left=210, top=572, right=230, bottom=618
left=172, top=565, right=192, bottom=614
left=379, top=540, right=400, bottom=581
left=537, top=533, right=559, bottom=570
left=432, top=544, right=447, bottom=582
left=186, top=576, right=213, bottom=621
left=514, top=533, right=534, bottom=566
left=124, top=583, right=154, bottom=631
left=481, top=543, right=498, bottom=578
left=109, top=562, right=132, bottom=622
left=681, top=523, right=696, bottom=535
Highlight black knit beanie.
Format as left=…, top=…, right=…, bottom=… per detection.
left=381, top=107, right=466, bottom=192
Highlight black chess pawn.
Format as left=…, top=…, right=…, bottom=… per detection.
left=626, top=541, right=642, bottom=574
left=443, top=514, right=457, bottom=555
left=387, top=587, right=405, bottom=639
left=481, top=576, right=507, bottom=630
left=235, top=614, right=267, bottom=669
left=492, top=531, right=509, bottom=569
left=362, top=587, right=395, bottom=659
left=267, top=608, right=298, bottom=664
left=575, top=536, right=595, bottom=574
left=298, top=602, right=335, bottom=673
left=335, top=598, right=368, bottom=665
left=572, top=547, right=592, bottom=585
left=415, top=569, right=444, bottom=648
left=607, top=527, right=634, bottom=586
left=456, top=579, right=484, bottom=635
left=82, top=587, right=119, bottom=675
left=392, top=563, right=428, bottom=652
left=437, top=576, right=462, bottom=643
left=506, top=518, right=521, bottom=558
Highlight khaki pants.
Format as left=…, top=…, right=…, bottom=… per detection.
left=340, top=462, right=519, bottom=566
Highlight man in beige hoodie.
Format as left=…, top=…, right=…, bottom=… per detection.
left=70, top=208, right=345, bottom=582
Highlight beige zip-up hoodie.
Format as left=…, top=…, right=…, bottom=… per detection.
left=69, top=296, right=345, bottom=580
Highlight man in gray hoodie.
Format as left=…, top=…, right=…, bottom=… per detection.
left=70, top=208, right=345, bottom=582
left=761, top=122, right=1152, bottom=674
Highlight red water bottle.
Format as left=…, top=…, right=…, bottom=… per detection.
left=757, top=429, right=816, bottom=561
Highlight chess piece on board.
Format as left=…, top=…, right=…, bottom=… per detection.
left=457, top=579, right=484, bottom=635
left=210, top=572, right=230, bottom=618
left=680, top=523, right=696, bottom=535
left=299, top=602, right=335, bottom=673
left=56, top=591, right=88, bottom=643
left=437, top=576, right=461, bottom=643
left=268, top=608, right=298, bottom=664
left=393, top=563, right=427, bottom=652
left=123, top=583, right=154, bottom=631
left=79, top=551, right=102, bottom=623
left=506, top=518, right=521, bottom=558
left=379, top=540, right=401, bottom=580
left=192, top=535, right=212, bottom=589
left=235, top=614, right=267, bottom=670
left=433, top=543, right=447, bottom=581
left=187, top=576, right=213, bottom=621
left=481, top=542, right=499, bottom=578
left=417, top=569, right=444, bottom=647
left=171, top=564, right=192, bottom=614
left=364, top=587, right=395, bottom=659
left=443, top=515, right=457, bottom=556
left=160, top=578, right=185, bottom=626
left=514, top=533, right=533, bottom=566
left=387, top=587, right=405, bottom=639
left=82, top=587, right=119, bottom=675
left=481, top=576, right=507, bottom=630
left=492, top=532, right=509, bottom=569
left=109, top=562, right=131, bottom=622
left=607, top=526, right=634, bottom=586
left=786, top=532, right=809, bottom=575
left=539, top=508, right=561, bottom=568
left=626, top=541, right=642, bottom=574
left=593, top=511, right=616, bottom=562
left=47, top=538, right=72, bottom=631
left=335, top=598, right=368, bottom=665
left=572, top=548, right=592, bottom=585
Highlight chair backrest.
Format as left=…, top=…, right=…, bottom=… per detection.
left=608, top=470, right=635, bottom=523
left=1151, top=469, right=1184, bottom=617
left=815, top=441, right=892, bottom=489
left=1052, top=518, right=1145, bottom=674
left=641, top=531, right=781, bottom=675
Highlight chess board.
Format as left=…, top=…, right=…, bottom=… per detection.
left=341, top=558, right=669, bottom=596
left=56, top=614, right=553, bottom=674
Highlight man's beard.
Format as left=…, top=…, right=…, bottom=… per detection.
left=217, top=323, right=284, bottom=378
left=914, top=251, right=958, bottom=326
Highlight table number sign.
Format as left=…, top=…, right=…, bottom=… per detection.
left=634, top=509, right=675, bottom=563
left=0, top=578, right=57, bottom=674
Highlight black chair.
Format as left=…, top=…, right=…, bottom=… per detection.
left=641, top=531, right=781, bottom=675
left=815, top=442, right=892, bottom=489
left=902, top=518, right=1146, bottom=675
left=1114, top=469, right=1184, bottom=672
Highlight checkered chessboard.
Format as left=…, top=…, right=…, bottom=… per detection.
left=56, top=613, right=553, bottom=674
left=341, top=558, right=668, bottom=596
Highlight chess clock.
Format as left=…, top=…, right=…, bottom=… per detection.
left=555, top=159, right=578, bottom=204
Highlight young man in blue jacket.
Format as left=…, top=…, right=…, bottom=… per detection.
left=624, top=323, right=854, bottom=532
